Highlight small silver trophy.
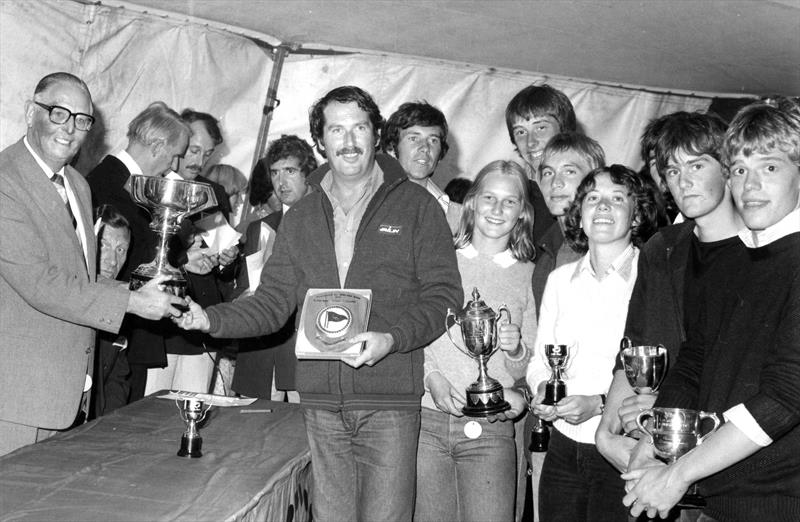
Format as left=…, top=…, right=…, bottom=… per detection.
left=619, top=337, right=668, bottom=395
left=128, top=175, right=218, bottom=299
left=542, top=344, right=572, bottom=405
left=176, top=398, right=211, bottom=458
left=636, top=407, right=721, bottom=506
left=446, top=288, right=511, bottom=417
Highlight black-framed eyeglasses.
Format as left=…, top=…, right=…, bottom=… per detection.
left=34, top=101, right=95, bottom=131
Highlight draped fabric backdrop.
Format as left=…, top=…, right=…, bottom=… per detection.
left=1, top=0, right=710, bottom=191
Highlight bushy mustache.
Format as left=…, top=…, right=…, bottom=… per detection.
left=336, top=147, right=363, bottom=156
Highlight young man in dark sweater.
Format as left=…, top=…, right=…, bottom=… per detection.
left=596, top=112, right=744, bottom=476
left=623, top=98, right=800, bottom=521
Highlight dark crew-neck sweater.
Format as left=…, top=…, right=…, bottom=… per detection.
left=657, top=232, right=800, bottom=520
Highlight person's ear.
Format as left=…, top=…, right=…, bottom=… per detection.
left=24, top=100, right=36, bottom=127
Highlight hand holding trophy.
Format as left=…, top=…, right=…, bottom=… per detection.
left=541, top=343, right=575, bottom=406
left=636, top=407, right=721, bottom=507
left=445, top=288, right=511, bottom=417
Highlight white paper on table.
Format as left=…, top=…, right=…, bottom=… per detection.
left=194, top=211, right=242, bottom=255
left=156, top=390, right=258, bottom=407
left=245, top=224, right=272, bottom=293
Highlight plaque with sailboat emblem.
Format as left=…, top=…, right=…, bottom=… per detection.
left=295, top=288, right=372, bottom=361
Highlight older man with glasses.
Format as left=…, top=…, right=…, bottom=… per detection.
left=0, top=72, right=186, bottom=456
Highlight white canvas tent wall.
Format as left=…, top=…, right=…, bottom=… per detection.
left=1, top=0, right=795, bottom=194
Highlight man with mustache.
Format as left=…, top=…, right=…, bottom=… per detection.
left=382, top=101, right=462, bottom=234
left=143, top=110, right=239, bottom=397
left=87, top=103, right=217, bottom=401
left=0, top=73, right=185, bottom=455
left=175, top=85, right=462, bottom=521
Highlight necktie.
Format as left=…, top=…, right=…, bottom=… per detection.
left=50, top=172, right=78, bottom=230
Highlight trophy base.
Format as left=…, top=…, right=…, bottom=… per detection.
left=462, top=386, right=511, bottom=417
left=529, top=424, right=550, bottom=452
left=177, top=434, right=203, bottom=458
left=677, top=492, right=707, bottom=508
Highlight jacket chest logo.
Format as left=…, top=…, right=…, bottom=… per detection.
left=378, top=224, right=402, bottom=235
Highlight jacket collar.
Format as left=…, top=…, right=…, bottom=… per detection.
left=307, top=153, right=408, bottom=192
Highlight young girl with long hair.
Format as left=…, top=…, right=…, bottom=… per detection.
left=415, top=160, right=538, bottom=522
left=527, top=164, right=658, bottom=521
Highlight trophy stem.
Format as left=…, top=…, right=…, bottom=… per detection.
left=462, top=355, right=510, bottom=417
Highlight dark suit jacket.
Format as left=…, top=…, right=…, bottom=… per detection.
left=231, top=211, right=297, bottom=397
left=0, top=139, right=129, bottom=430
left=87, top=158, right=230, bottom=363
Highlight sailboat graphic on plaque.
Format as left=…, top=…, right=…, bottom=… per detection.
left=295, top=288, right=372, bottom=362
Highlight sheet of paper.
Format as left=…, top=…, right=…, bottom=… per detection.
left=195, top=211, right=242, bottom=255
left=245, top=223, right=272, bottom=293
left=156, top=390, right=258, bottom=407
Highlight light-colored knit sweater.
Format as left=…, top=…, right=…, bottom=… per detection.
left=422, top=244, right=537, bottom=412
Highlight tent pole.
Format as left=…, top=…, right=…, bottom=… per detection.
left=240, top=44, right=294, bottom=226
left=250, top=44, right=293, bottom=173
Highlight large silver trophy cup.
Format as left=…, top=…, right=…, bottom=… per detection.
left=128, top=175, right=217, bottom=298
left=619, top=337, right=668, bottom=395
left=176, top=398, right=211, bottom=458
left=446, top=288, right=511, bottom=417
left=636, top=407, right=721, bottom=506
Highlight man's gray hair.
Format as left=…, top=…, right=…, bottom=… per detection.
left=127, top=101, right=191, bottom=148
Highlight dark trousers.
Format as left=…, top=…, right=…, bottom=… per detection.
left=539, top=428, right=629, bottom=522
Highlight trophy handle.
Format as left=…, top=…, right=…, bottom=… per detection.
left=620, top=336, right=632, bottom=350
left=445, top=309, right=471, bottom=357
left=636, top=409, right=655, bottom=441
left=696, top=411, right=721, bottom=444
left=493, top=305, right=511, bottom=356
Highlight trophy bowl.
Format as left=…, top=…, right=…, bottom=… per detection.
left=636, top=407, right=720, bottom=462
left=176, top=398, right=212, bottom=458
left=445, top=288, right=511, bottom=417
left=636, top=407, right=721, bottom=507
left=619, top=338, right=668, bottom=394
left=128, top=175, right=218, bottom=298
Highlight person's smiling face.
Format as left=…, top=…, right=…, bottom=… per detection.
left=728, top=150, right=800, bottom=231
left=25, top=80, right=93, bottom=173
left=580, top=172, right=636, bottom=248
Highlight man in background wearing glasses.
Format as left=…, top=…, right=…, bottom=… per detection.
left=0, top=72, right=185, bottom=456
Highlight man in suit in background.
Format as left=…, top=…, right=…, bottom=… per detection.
left=0, top=72, right=185, bottom=456
left=87, top=101, right=204, bottom=401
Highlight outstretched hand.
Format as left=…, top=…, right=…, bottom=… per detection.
left=127, top=274, right=187, bottom=320
left=172, top=296, right=211, bottom=332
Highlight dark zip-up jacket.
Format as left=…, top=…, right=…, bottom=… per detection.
left=620, top=221, right=694, bottom=366
left=206, top=154, right=463, bottom=410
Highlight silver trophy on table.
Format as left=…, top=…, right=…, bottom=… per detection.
left=619, top=337, right=668, bottom=395
left=636, top=407, right=721, bottom=507
left=446, top=288, right=511, bottom=417
left=176, top=398, right=212, bottom=458
left=127, top=175, right=218, bottom=300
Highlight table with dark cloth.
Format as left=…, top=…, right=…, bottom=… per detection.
left=0, top=396, right=311, bottom=521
